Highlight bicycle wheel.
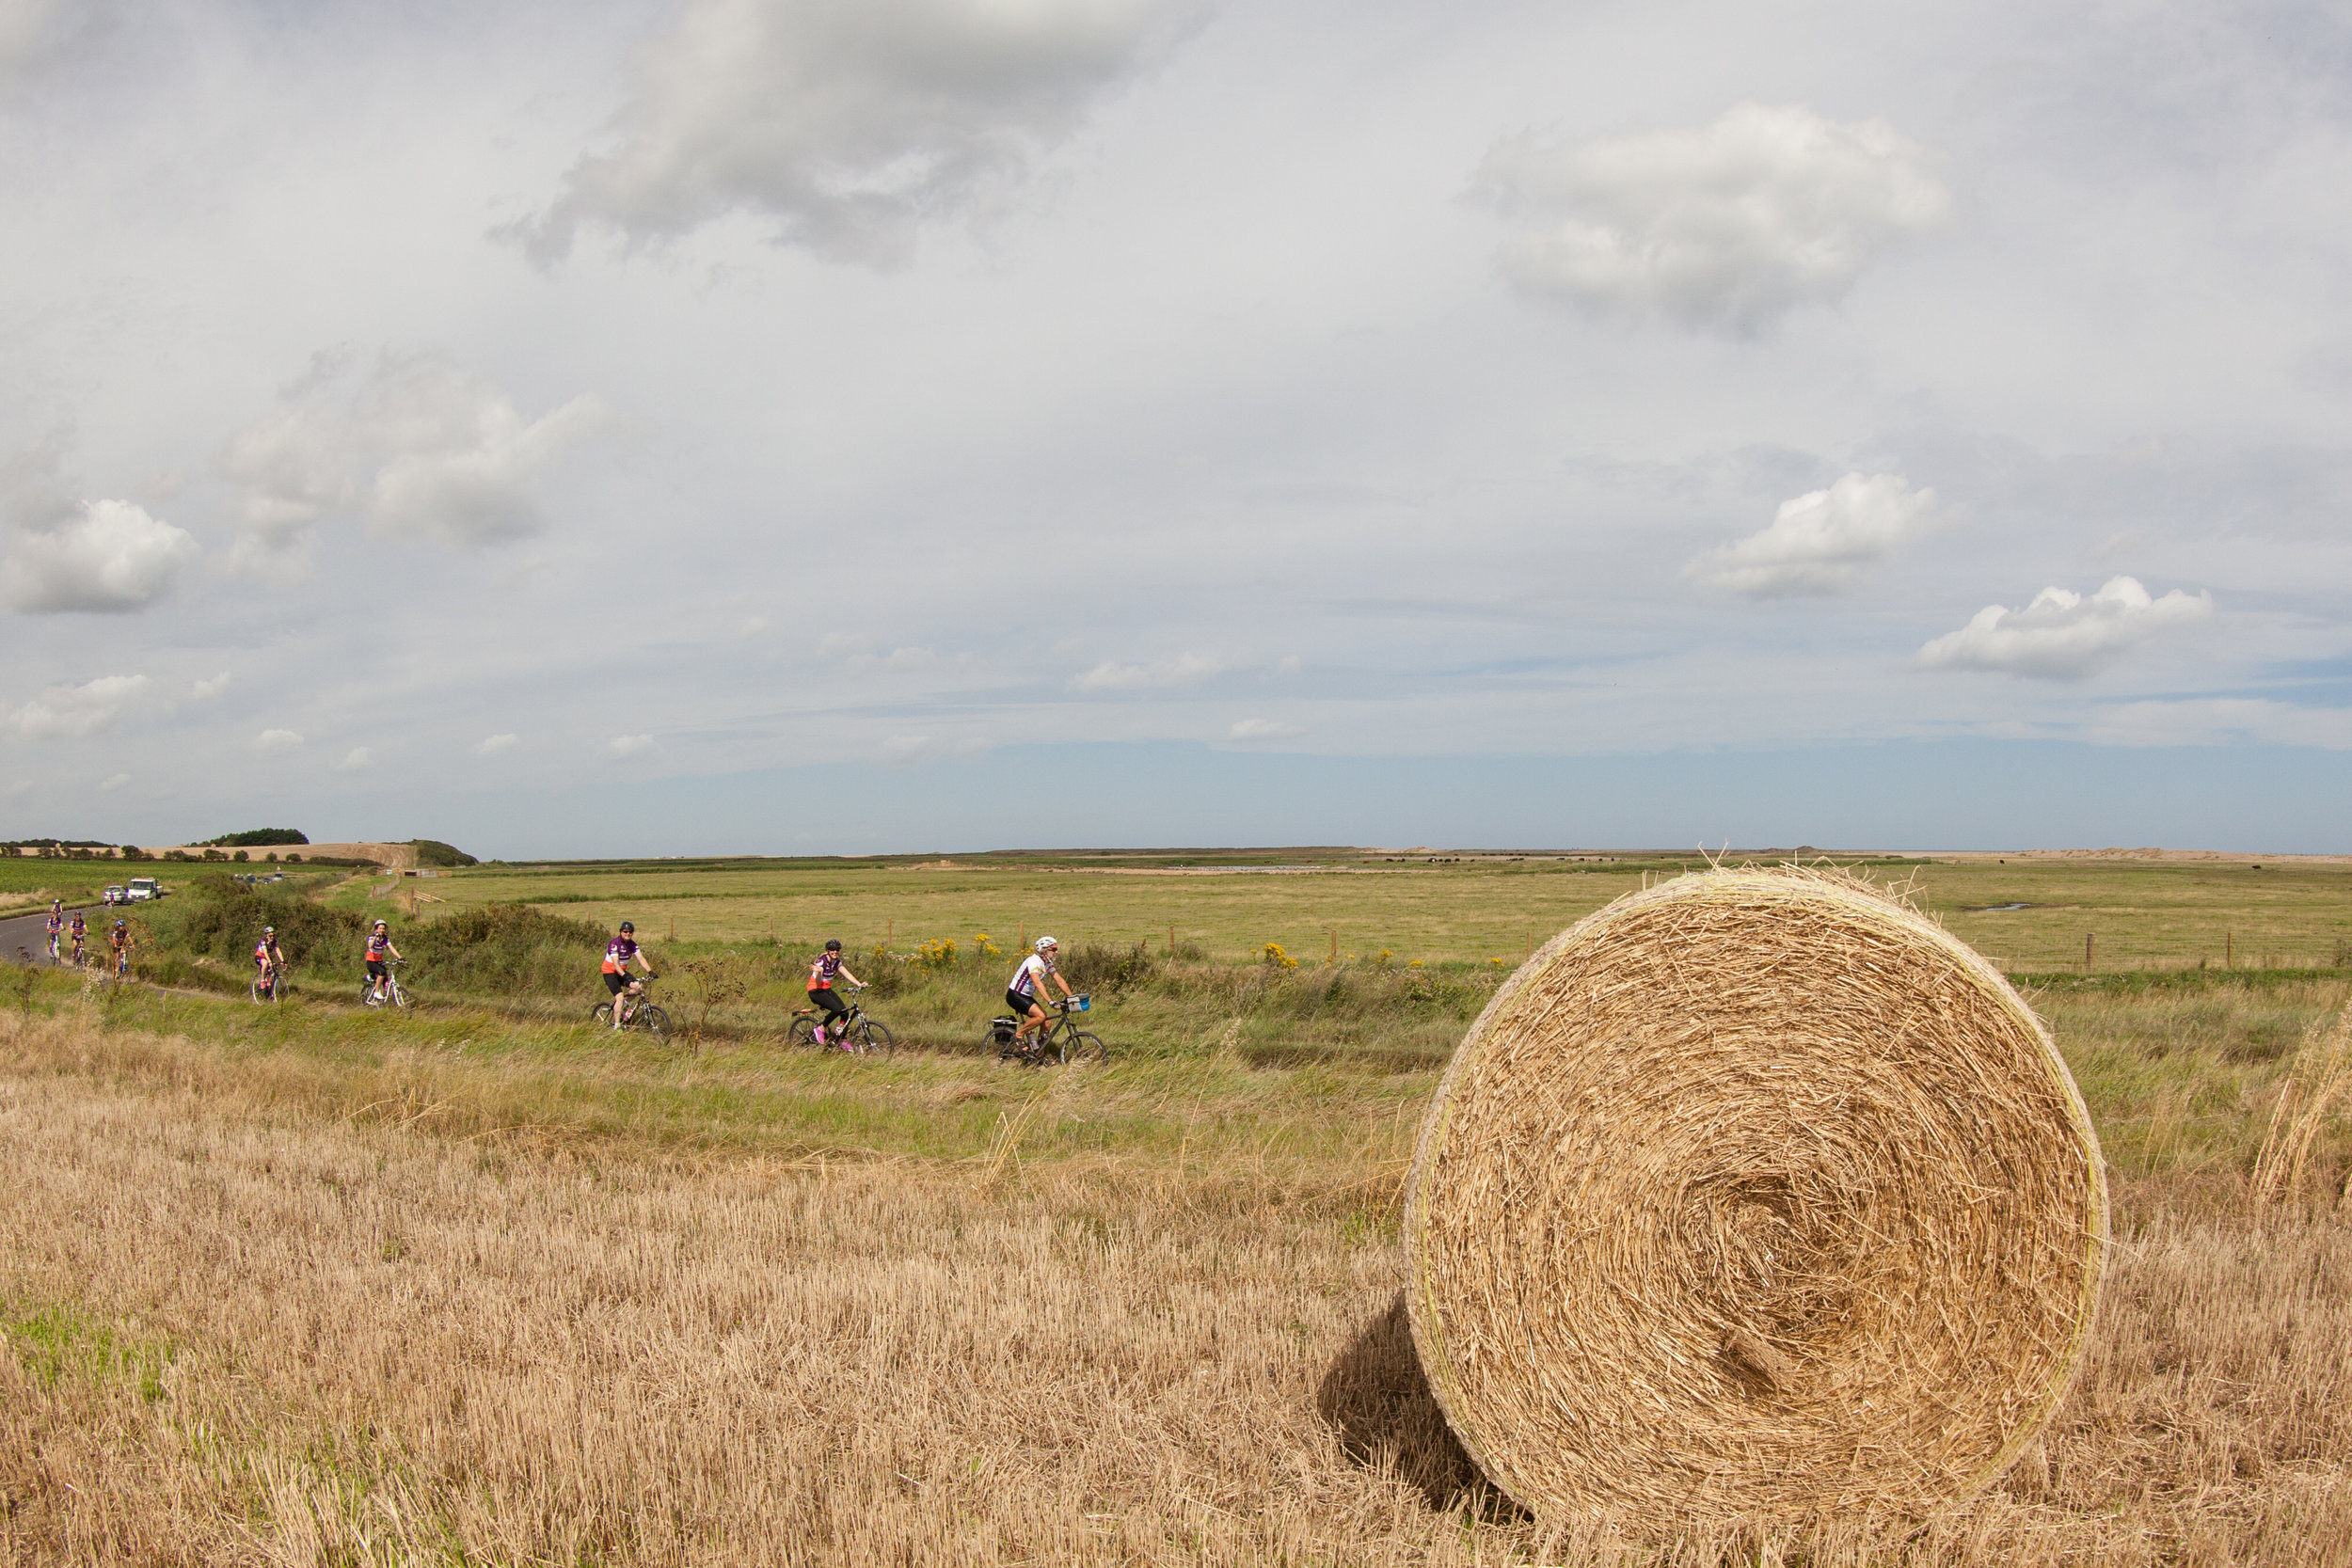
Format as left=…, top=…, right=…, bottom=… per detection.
left=852, top=1021, right=895, bottom=1058
left=592, top=1002, right=614, bottom=1026
left=1064, top=1031, right=1106, bottom=1067
left=637, top=1005, right=669, bottom=1037
left=389, top=984, right=411, bottom=1010
left=786, top=1015, right=818, bottom=1048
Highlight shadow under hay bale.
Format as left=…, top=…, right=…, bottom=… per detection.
left=1406, top=866, right=2109, bottom=1534
left=1314, top=1293, right=1525, bottom=1521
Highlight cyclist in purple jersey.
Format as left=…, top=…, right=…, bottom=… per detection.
left=602, top=921, right=654, bottom=1029
left=805, top=939, right=865, bottom=1046
left=364, top=920, right=402, bottom=1003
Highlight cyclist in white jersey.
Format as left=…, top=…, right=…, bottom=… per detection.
left=1006, top=936, right=1074, bottom=1051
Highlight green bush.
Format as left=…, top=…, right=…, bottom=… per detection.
left=407, top=839, right=478, bottom=868
left=198, top=829, right=310, bottom=847
left=395, top=903, right=610, bottom=996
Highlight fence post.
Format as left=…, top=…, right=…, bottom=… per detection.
left=2084, top=932, right=2093, bottom=971
left=2226, top=931, right=2233, bottom=969
left=1168, top=925, right=1174, bottom=956
left=1328, top=928, right=1338, bottom=965
left=668, top=913, right=675, bottom=942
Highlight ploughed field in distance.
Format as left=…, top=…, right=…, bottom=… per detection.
left=4, top=848, right=2349, bottom=1563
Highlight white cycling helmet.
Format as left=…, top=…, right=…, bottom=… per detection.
left=1036, top=935, right=1057, bottom=952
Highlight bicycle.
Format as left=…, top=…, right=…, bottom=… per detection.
left=787, top=984, right=894, bottom=1057
left=591, top=974, right=670, bottom=1037
left=987, top=995, right=1106, bottom=1068
left=252, top=967, right=283, bottom=1004
left=361, top=958, right=411, bottom=1009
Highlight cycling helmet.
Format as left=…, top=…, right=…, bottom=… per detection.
left=1036, top=936, right=1057, bottom=951
left=824, top=939, right=842, bottom=951
left=619, top=921, right=635, bottom=933
left=114, top=920, right=126, bottom=929
left=262, top=926, right=276, bottom=936
left=373, top=919, right=388, bottom=931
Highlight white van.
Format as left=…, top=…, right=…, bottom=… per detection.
left=125, top=877, right=164, bottom=901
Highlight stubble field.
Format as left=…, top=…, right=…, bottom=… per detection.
left=4, top=850, right=2350, bottom=1563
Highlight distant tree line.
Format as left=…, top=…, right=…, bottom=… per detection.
left=198, top=829, right=310, bottom=847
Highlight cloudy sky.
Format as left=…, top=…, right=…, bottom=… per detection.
left=4, top=0, right=2348, bottom=854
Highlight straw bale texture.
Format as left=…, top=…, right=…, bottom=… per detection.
left=1404, top=866, right=2108, bottom=1529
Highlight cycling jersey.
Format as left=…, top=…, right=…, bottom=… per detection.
left=254, top=941, right=281, bottom=970
left=602, top=935, right=639, bottom=974
left=1009, top=952, right=1056, bottom=998
left=69, top=916, right=86, bottom=937
left=366, top=932, right=392, bottom=961
left=44, top=914, right=61, bottom=935
left=808, top=951, right=843, bottom=990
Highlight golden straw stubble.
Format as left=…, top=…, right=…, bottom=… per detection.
left=1404, top=867, right=2108, bottom=1529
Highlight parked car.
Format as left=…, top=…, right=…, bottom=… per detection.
left=125, top=877, right=164, bottom=901
left=103, top=885, right=126, bottom=905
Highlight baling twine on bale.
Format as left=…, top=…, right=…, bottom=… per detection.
left=1404, top=866, right=2108, bottom=1530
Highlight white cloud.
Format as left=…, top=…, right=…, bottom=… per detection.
left=1, top=499, right=199, bottom=613
left=191, top=672, right=231, bottom=701
left=255, top=728, right=304, bottom=752
left=1228, top=718, right=1296, bottom=741
left=1072, top=651, right=1223, bottom=691
left=610, top=733, right=655, bottom=757
left=98, top=772, right=129, bottom=793
left=5, top=673, right=151, bottom=738
left=335, top=746, right=371, bottom=771
left=739, top=616, right=771, bottom=637
left=1918, top=577, right=2214, bottom=680
left=517, top=0, right=1203, bottom=265
left=1473, top=103, right=1951, bottom=335
left=472, top=733, right=520, bottom=756
left=221, top=350, right=609, bottom=562
left=1687, top=473, right=1937, bottom=597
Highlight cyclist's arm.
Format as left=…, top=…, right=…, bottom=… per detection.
left=838, top=966, right=864, bottom=988
left=1054, top=969, right=1074, bottom=999
left=385, top=942, right=404, bottom=961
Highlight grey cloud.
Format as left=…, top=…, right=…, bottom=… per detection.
left=4, top=673, right=151, bottom=737
left=516, top=0, right=1205, bottom=266
left=2, top=498, right=199, bottom=613
left=1474, top=103, right=1951, bottom=335
left=221, top=352, right=610, bottom=562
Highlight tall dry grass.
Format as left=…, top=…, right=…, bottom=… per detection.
left=4, top=1006, right=2352, bottom=1564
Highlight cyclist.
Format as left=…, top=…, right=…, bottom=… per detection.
left=67, top=911, right=87, bottom=967
left=805, top=939, right=865, bottom=1047
left=108, top=919, right=132, bottom=976
left=602, top=921, right=655, bottom=1030
left=254, top=926, right=285, bottom=996
left=44, top=901, right=63, bottom=962
left=364, top=919, right=402, bottom=1003
left=1007, top=935, right=1074, bottom=1053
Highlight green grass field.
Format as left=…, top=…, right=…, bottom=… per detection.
left=7, top=849, right=2351, bottom=1562
left=316, top=847, right=2352, bottom=973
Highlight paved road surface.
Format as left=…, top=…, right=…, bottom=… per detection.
left=0, top=903, right=151, bottom=967
left=0, top=903, right=90, bottom=966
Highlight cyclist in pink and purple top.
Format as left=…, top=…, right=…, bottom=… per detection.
left=805, top=939, right=865, bottom=1046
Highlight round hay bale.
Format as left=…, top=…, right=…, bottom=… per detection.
left=1403, top=866, right=2108, bottom=1528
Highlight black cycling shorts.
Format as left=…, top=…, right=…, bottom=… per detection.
left=366, top=959, right=388, bottom=980
left=808, top=988, right=849, bottom=1021
left=603, top=971, right=630, bottom=994
left=1008, top=988, right=1043, bottom=1015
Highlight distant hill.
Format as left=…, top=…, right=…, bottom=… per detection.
left=199, top=829, right=310, bottom=847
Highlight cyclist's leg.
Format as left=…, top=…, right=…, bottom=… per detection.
left=811, top=987, right=849, bottom=1042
